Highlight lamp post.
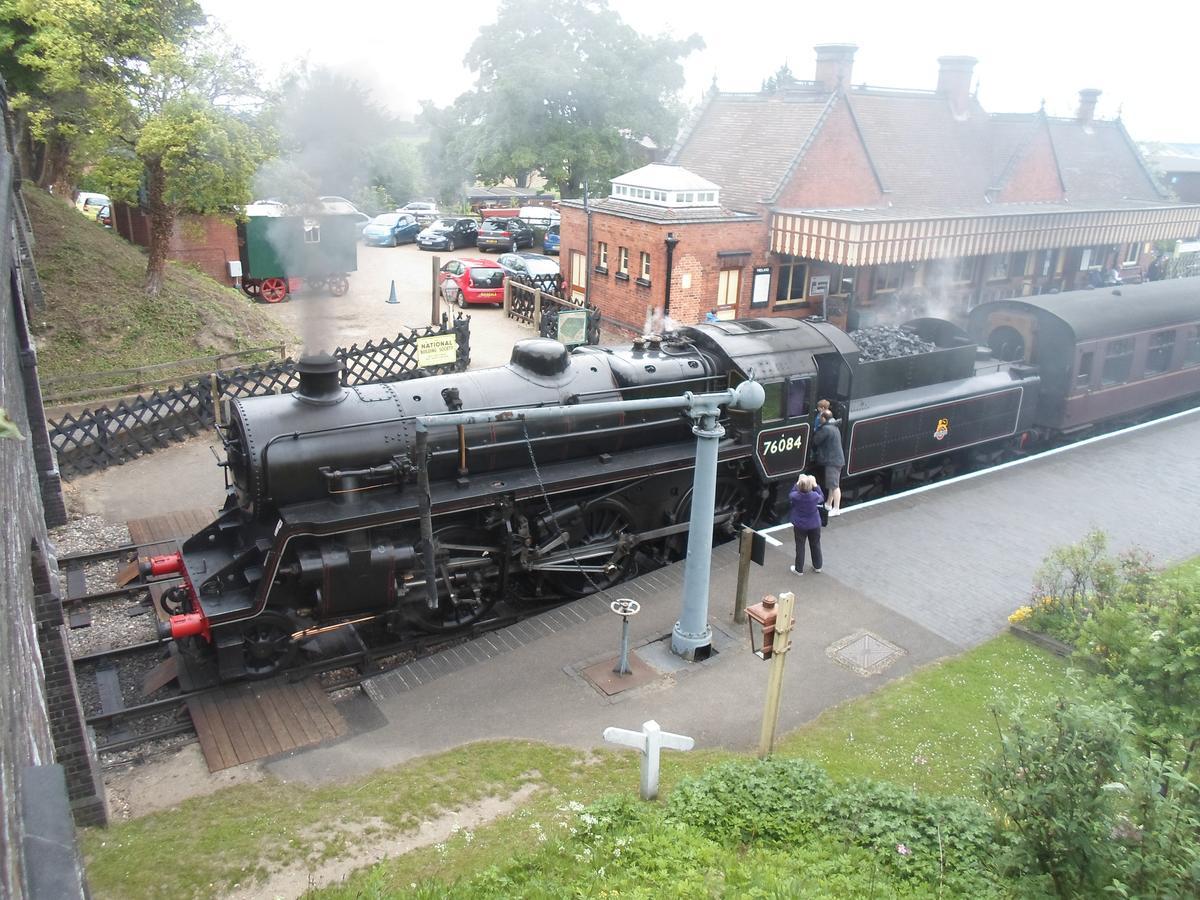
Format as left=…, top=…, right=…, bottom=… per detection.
left=745, top=591, right=796, bottom=757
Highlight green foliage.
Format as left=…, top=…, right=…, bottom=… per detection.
left=1010, top=529, right=1155, bottom=643
left=981, top=697, right=1200, bottom=898
left=427, top=0, right=702, bottom=197
left=1078, top=581, right=1200, bottom=774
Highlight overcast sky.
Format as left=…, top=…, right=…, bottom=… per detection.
left=201, top=0, right=1200, bottom=143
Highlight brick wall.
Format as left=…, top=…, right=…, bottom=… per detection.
left=997, top=127, right=1065, bottom=203
left=114, top=202, right=240, bottom=285
left=774, top=101, right=885, bottom=209
left=2, top=145, right=93, bottom=894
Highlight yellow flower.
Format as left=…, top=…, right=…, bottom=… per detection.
left=1009, top=606, right=1034, bottom=624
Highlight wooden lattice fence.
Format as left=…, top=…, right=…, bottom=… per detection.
left=47, top=315, right=471, bottom=479
left=506, top=275, right=601, bottom=345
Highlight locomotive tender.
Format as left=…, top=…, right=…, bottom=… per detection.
left=151, top=279, right=1200, bottom=681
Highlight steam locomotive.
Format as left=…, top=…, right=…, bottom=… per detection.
left=150, top=279, right=1200, bottom=681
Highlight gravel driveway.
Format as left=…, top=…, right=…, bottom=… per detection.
left=256, top=242, right=538, bottom=369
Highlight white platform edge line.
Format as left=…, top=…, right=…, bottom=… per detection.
left=760, top=404, right=1200, bottom=535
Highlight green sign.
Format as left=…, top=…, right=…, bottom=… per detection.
left=557, top=309, right=588, bottom=346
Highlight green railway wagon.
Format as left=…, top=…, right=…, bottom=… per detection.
left=238, top=214, right=358, bottom=303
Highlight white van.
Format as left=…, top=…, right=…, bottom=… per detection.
left=518, top=206, right=560, bottom=228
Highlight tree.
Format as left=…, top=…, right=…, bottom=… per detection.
left=0, top=0, right=204, bottom=191
left=762, top=63, right=798, bottom=92
left=92, top=28, right=267, bottom=294
left=433, top=0, right=702, bottom=197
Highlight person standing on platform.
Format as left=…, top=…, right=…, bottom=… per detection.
left=789, top=474, right=824, bottom=575
left=812, top=409, right=845, bottom=515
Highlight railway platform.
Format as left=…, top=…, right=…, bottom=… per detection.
left=265, top=407, right=1200, bottom=786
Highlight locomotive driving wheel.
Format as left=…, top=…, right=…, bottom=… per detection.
left=240, top=611, right=297, bottom=679
left=260, top=277, right=288, bottom=303
left=668, top=477, right=753, bottom=558
left=328, top=274, right=349, bottom=296
left=534, top=497, right=639, bottom=597
left=414, top=525, right=504, bottom=632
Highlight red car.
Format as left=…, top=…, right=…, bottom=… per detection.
left=439, top=257, right=506, bottom=307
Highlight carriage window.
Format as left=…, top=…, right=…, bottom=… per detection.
left=1075, top=352, right=1093, bottom=390
left=1144, top=330, right=1176, bottom=375
left=304, top=220, right=321, bottom=243
left=760, top=381, right=784, bottom=423
left=1101, top=339, right=1133, bottom=386
left=786, top=377, right=811, bottom=419
left=1182, top=327, right=1200, bottom=368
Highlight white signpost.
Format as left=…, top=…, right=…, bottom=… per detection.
left=602, top=720, right=695, bottom=800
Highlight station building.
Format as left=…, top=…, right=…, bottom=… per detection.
left=560, top=45, right=1200, bottom=333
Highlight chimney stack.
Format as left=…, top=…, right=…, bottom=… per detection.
left=813, top=44, right=857, bottom=91
left=1076, top=88, right=1101, bottom=125
left=936, top=56, right=977, bottom=118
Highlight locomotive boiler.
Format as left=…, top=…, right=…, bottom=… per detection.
left=154, top=280, right=1200, bottom=681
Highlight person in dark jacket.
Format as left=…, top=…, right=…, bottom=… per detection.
left=811, top=409, right=845, bottom=515
left=788, top=474, right=824, bottom=574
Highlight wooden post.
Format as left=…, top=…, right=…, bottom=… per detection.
left=503, top=279, right=511, bottom=316
left=431, top=254, right=441, bottom=325
left=758, top=590, right=796, bottom=759
left=210, top=373, right=223, bottom=426
left=733, top=527, right=753, bottom=624
left=533, top=286, right=542, bottom=332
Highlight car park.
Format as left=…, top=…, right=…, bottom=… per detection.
left=517, top=206, right=560, bottom=228
left=75, top=192, right=110, bottom=220
left=496, top=251, right=560, bottom=280
left=399, top=201, right=440, bottom=225
left=439, top=257, right=507, bottom=307
left=362, top=213, right=421, bottom=247
left=542, top=224, right=560, bottom=255
left=417, top=217, right=479, bottom=251
left=476, top=217, right=535, bottom=252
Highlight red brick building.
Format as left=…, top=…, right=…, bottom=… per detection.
left=562, top=45, right=1200, bottom=333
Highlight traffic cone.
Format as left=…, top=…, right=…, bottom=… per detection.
left=386, top=280, right=399, bottom=304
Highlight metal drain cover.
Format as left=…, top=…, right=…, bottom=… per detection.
left=826, top=630, right=906, bottom=676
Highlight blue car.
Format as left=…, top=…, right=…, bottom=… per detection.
left=362, top=213, right=421, bottom=247
left=542, top=224, right=560, bottom=255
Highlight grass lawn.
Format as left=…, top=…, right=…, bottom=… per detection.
left=22, top=184, right=294, bottom=385
left=82, top=635, right=1068, bottom=898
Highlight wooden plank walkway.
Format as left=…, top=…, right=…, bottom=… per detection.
left=187, top=678, right=347, bottom=772
left=126, top=508, right=216, bottom=554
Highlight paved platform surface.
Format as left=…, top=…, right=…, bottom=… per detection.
left=267, top=408, right=1200, bottom=786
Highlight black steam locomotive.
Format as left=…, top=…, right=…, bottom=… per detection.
left=152, top=279, right=1200, bottom=681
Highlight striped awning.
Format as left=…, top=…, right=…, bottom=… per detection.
left=770, top=204, right=1200, bottom=266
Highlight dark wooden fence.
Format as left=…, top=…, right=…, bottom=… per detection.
left=506, top=274, right=601, bottom=346
left=47, top=315, right=471, bottom=479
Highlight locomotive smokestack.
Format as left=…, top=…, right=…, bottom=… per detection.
left=295, top=352, right=346, bottom=405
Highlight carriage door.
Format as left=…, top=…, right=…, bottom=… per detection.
left=753, top=377, right=813, bottom=481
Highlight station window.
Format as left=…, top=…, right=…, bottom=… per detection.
left=1075, top=351, right=1094, bottom=390
left=618, top=246, right=629, bottom=276
left=1124, top=243, right=1142, bottom=266
left=775, top=261, right=806, bottom=303
left=1144, top=330, right=1176, bottom=375
left=986, top=254, right=1009, bottom=281
left=873, top=262, right=903, bottom=292
left=1101, top=338, right=1134, bottom=386
left=597, top=241, right=608, bottom=270
left=953, top=256, right=979, bottom=283
left=1037, top=249, right=1059, bottom=278
left=639, top=251, right=651, bottom=282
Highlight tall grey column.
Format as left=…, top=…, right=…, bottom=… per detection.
left=671, top=403, right=724, bottom=660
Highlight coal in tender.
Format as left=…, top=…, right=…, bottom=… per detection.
left=850, top=325, right=937, bottom=362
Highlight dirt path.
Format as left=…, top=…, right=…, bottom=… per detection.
left=225, top=783, right=541, bottom=900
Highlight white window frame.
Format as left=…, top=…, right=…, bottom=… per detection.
left=639, top=251, right=651, bottom=282
left=1124, top=243, right=1142, bottom=266
left=618, top=247, right=629, bottom=276
left=598, top=241, right=608, bottom=269
left=717, top=268, right=741, bottom=310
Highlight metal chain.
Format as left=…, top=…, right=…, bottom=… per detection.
left=520, top=419, right=615, bottom=601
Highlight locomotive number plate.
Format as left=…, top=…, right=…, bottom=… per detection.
left=754, top=422, right=811, bottom=480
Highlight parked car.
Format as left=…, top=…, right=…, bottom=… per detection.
left=362, top=213, right=421, bottom=247
left=319, top=195, right=362, bottom=215
left=439, top=257, right=507, bottom=307
left=542, top=224, right=560, bottom=255
left=347, top=210, right=372, bottom=237
left=399, top=201, right=440, bottom=225
left=417, top=217, right=479, bottom=251
left=476, top=217, right=535, bottom=252
left=95, top=204, right=112, bottom=228
left=496, top=251, right=560, bottom=280
left=518, top=206, right=560, bottom=228
left=75, top=192, right=110, bottom=220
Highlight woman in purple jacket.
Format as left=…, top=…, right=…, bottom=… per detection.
left=789, top=474, right=824, bottom=575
